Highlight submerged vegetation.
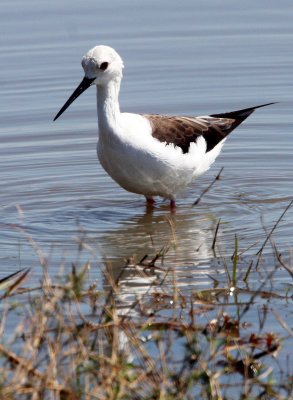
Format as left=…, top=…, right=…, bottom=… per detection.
left=0, top=201, right=292, bottom=399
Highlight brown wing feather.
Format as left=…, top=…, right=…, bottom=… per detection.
left=143, top=103, right=274, bottom=154
left=144, top=114, right=239, bottom=154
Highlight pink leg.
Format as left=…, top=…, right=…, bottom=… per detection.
left=170, top=199, right=176, bottom=211
left=146, top=196, right=155, bottom=206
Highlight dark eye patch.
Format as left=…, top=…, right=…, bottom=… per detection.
left=100, top=62, right=109, bottom=71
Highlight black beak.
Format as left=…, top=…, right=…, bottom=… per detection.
left=53, top=76, right=95, bottom=121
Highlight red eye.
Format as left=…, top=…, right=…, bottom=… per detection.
left=100, top=62, right=109, bottom=71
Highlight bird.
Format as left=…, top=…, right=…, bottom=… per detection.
left=54, top=45, right=274, bottom=210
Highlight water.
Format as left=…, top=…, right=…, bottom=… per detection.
left=0, top=0, right=292, bottom=380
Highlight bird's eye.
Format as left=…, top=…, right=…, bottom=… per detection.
left=100, top=62, right=109, bottom=71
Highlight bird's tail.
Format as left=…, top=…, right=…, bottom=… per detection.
left=210, top=102, right=276, bottom=121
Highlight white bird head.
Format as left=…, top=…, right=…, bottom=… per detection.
left=82, top=45, right=124, bottom=85
left=54, top=45, right=124, bottom=121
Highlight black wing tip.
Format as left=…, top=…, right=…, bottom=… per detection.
left=210, top=102, right=277, bottom=120
left=249, top=101, right=278, bottom=111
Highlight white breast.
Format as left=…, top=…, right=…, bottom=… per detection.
left=96, top=113, right=223, bottom=199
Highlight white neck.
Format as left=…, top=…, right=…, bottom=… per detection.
left=96, top=77, right=121, bottom=134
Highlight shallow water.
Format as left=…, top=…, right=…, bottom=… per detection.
left=0, top=0, right=293, bottom=373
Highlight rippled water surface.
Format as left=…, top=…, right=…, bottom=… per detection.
left=1, top=0, right=292, bottom=361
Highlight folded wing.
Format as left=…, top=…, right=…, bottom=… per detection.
left=144, top=102, right=274, bottom=154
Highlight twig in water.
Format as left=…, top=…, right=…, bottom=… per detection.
left=273, top=244, right=293, bottom=278
left=211, top=218, right=221, bottom=252
left=0, top=268, right=30, bottom=299
left=255, top=199, right=293, bottom=269
left=193, top=167, right=224, bottom=206
left=272, top=309, right=293, bottom=337
left=243, top=260, right=254, bottom=282
left=239, top=267, right=277, bottom=319
left=232, top=234, right=238, bottom=287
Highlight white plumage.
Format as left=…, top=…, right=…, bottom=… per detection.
left=54, top=45, right=273, bottom=209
